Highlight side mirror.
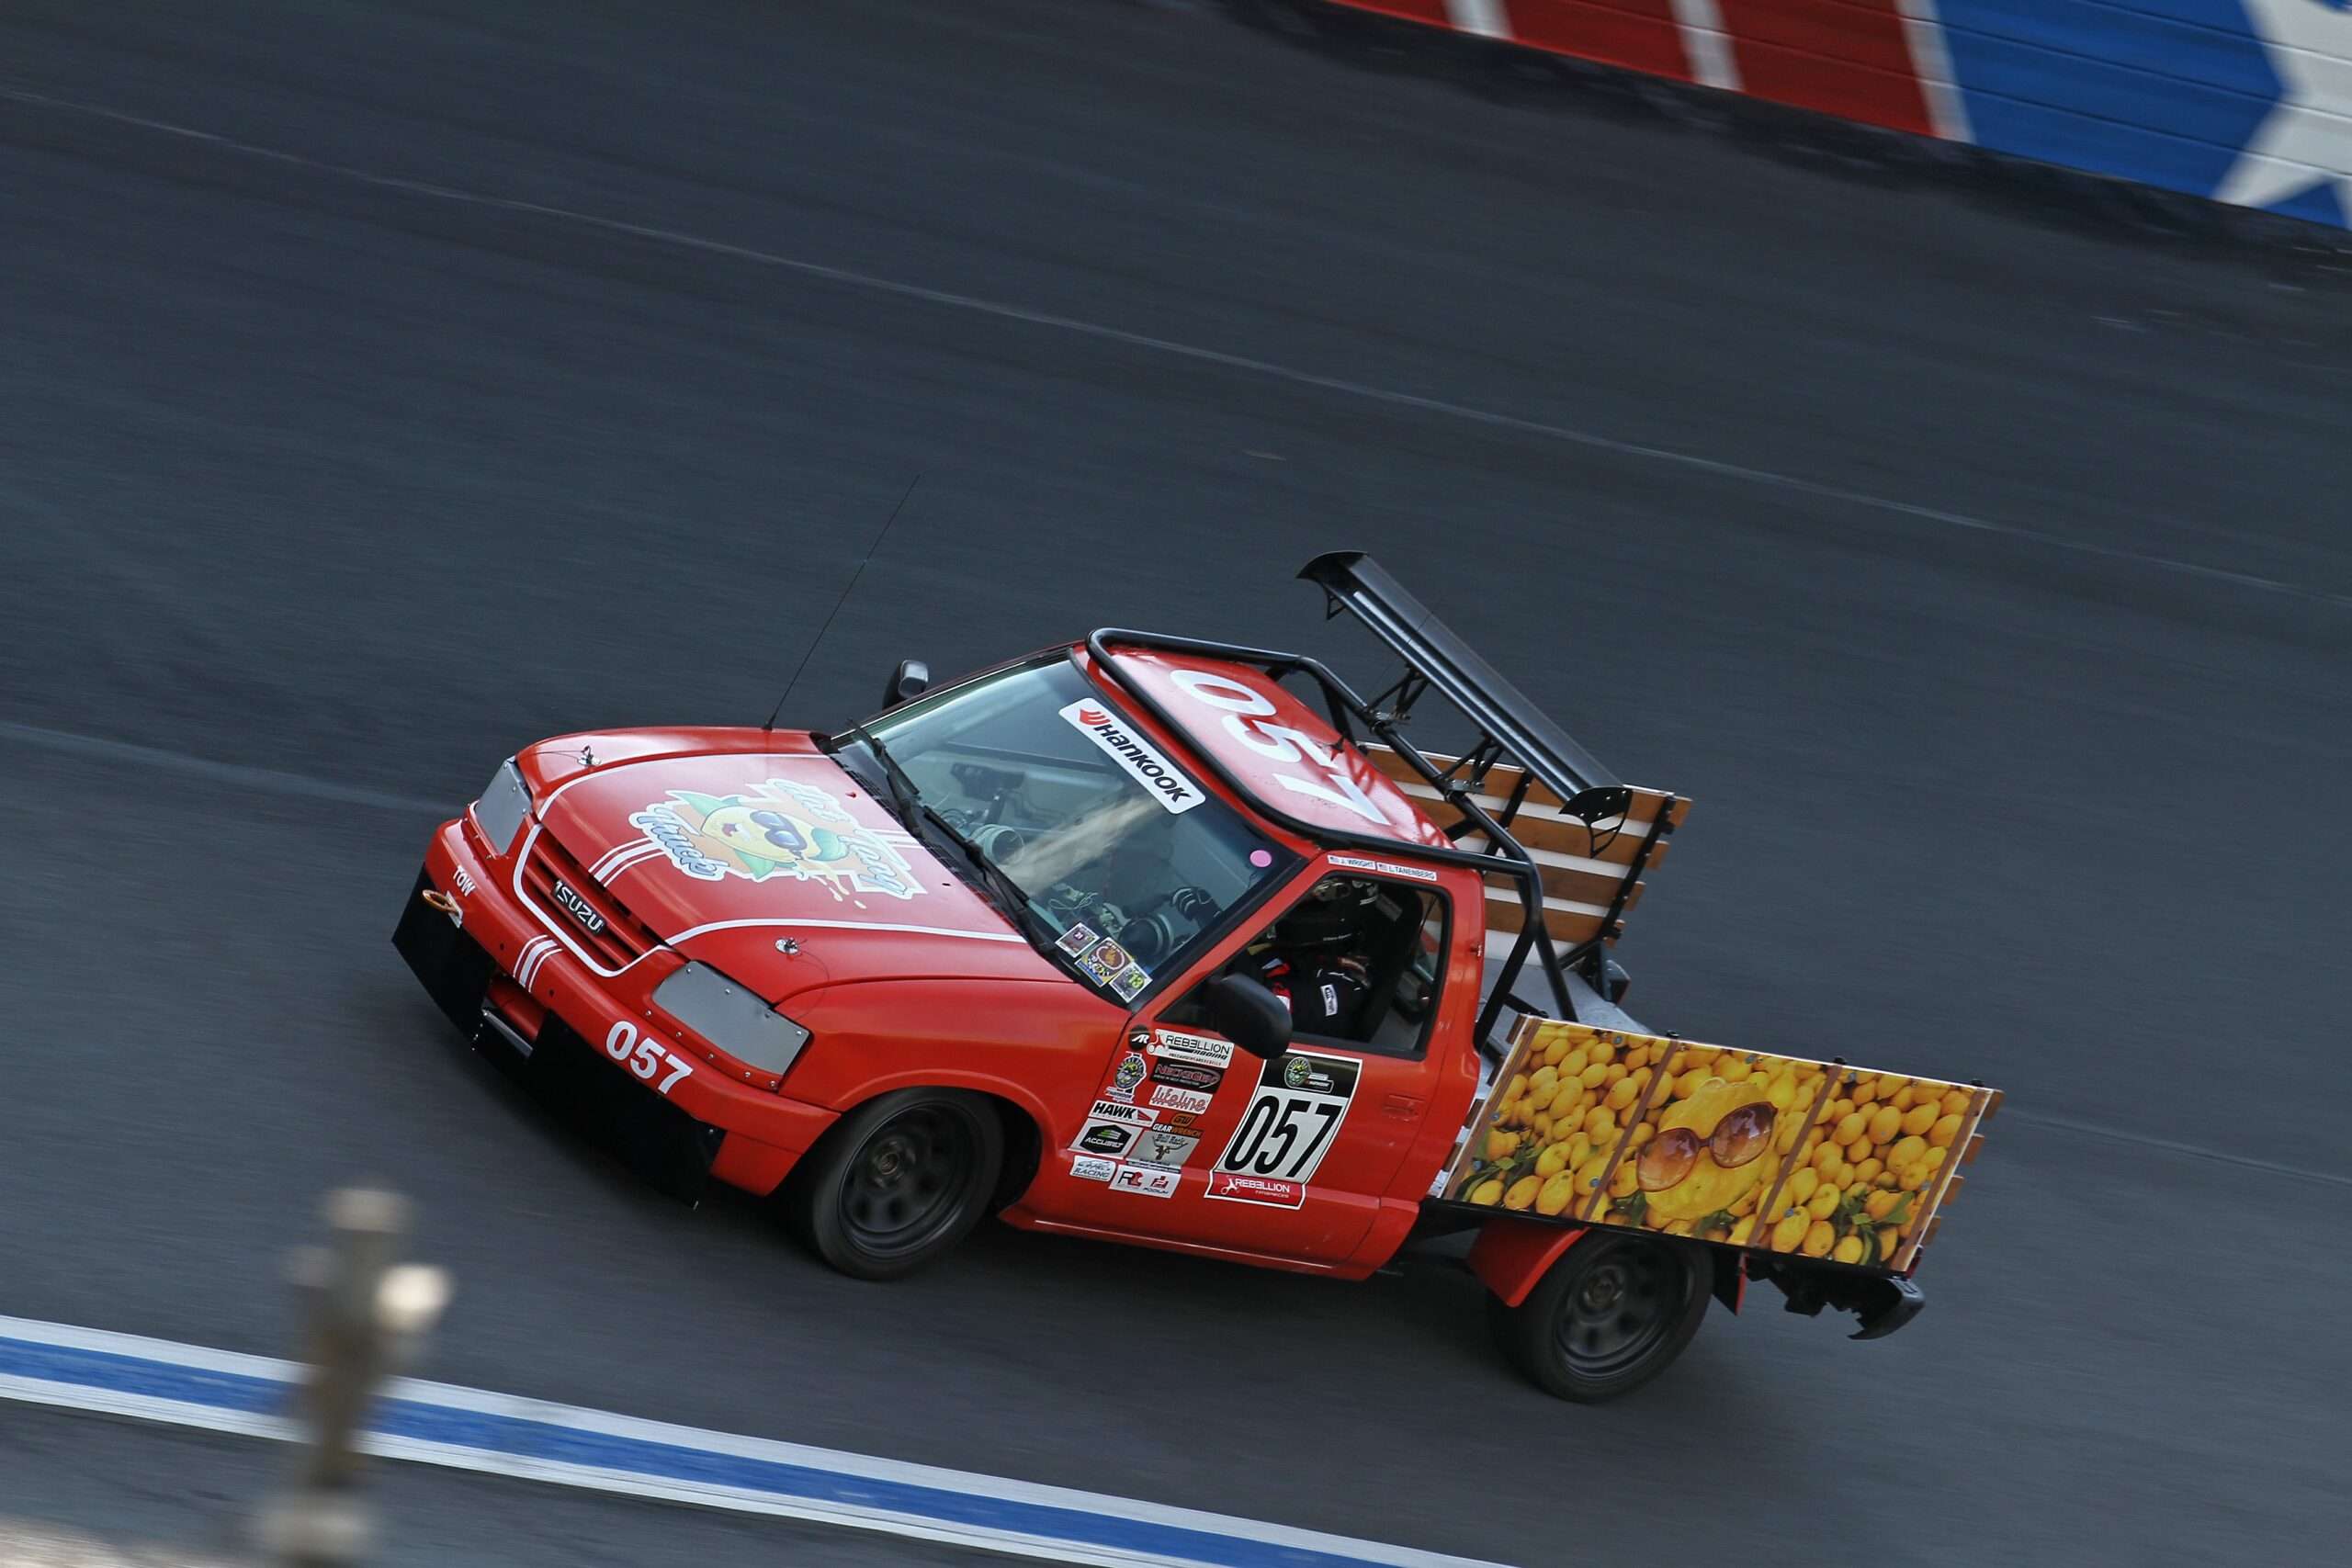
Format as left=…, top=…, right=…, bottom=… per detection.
left=1198, top=973, right=1292, bottom=1059
left=882, top=659, right=932, bottom=710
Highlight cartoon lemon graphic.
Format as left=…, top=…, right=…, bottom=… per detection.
left=1634, top=1077, right=1779, bottom=1225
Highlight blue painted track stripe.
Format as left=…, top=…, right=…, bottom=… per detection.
left=0, top=1319, right=1507, bottom=1568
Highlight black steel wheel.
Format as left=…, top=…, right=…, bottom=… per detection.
left=1487, top=1233, right=1709, bottom=1403
left=789, top=1089, right=1002, bottom=1280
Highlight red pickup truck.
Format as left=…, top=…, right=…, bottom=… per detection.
left=396, top=551, right=1996, bottom=1401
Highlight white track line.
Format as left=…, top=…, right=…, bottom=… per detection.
left=0, top=1315, right=1508, bottom=1568
left=3, top=85, right=2342, bottom=614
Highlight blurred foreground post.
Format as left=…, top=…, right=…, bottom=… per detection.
left=258, top=1189, right=451, bottom=1567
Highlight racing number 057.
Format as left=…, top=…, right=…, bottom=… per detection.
left=1169, top=669, right=1389, bottom=826
left=605, top=1020, right=695, bottom=1094
left=1222, top=1095, right=1341, bottom=1180
left=1214, top=1051, right=1362, bottom=1187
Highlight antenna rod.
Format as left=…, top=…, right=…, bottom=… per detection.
left=764, top=472, right=923, bottom=731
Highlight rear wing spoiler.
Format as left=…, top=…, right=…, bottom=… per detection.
left=1296, top=552, right=1686, bottom=1035
left=1299, top=553, right=1620, bottom=809
left=1088, top=551, right=1682, bottom=1036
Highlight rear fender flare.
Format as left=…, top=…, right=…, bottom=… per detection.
left=1470, top=1218, right=1745, bottom=1314
left=1467, top=1217, right=1587, bottom=1308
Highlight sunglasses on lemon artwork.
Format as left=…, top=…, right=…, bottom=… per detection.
left=1635, top=1102, right=1777, bottom=1191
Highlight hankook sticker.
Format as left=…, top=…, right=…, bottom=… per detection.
left=1057, top=702, right=1204, bottom=814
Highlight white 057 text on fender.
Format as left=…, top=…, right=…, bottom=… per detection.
left=605, top=1020, right=695, bottom=1094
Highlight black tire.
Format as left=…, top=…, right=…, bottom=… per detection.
left=1487, top=1233, right=1709, bottom=1403
left=788, top=1089, right=1003, bottom=1281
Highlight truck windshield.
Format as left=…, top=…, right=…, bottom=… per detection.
left=845, top=658, right=1295, bottom=997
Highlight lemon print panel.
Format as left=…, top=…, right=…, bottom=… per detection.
left=1442, top=1019, right=1996, bottom=1278
left=1747, top=1066, right=1984, bottom=1269
left=1445, top=1020, right=1667, bottom=1219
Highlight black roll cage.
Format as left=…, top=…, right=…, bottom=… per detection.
left=1085, top=551, right=1679, bottom=1046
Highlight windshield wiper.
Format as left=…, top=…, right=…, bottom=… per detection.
left=840, top=726, right=1066, bottom=960
left=839, top=724, right=926, bottom=833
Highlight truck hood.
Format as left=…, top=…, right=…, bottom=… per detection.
left=527, top=745, right=1062, bottom=1001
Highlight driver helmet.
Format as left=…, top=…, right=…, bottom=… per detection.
left=1273, top=876, right=1383, bottom=953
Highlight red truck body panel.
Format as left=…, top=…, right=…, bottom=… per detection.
left=416, top=645, right=1491, bottom=1277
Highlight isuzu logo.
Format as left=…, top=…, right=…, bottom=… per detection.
left=1058, top=701, right=1204, bottom=814
left=550, top=879, right=606, bottom=934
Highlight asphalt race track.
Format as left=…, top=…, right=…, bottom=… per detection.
left=3, top=2, right=2348, bottom=1563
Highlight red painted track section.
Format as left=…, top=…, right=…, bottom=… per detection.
left=1326, top=0, right=1939, bottom=135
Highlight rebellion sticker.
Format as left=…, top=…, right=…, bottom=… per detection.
left=1057, top=702, right=1204, bottom=814
left=1150, top=1030, right=1235, bottom=1068
left=1205, top=1171, right=1304, bottom=1208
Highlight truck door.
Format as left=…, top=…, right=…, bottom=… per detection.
left=1067, top=864, right=1459, bottom=1269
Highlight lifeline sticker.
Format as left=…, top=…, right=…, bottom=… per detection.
left=1151, top=1030, right=1235, bottom=1068
left=1056, top=922, right=1100, bottom=956
left=1057, top=702, right=1204, bottom=814
left=1149, top=1085, right=1215, bottom=1116
left=1109, top=1162, right=1181, bottom=1199
left=1330, top=853, right=1439, bottom=883
left=628, top=777, right=922, bottom=900
left=1071, top=1155, right=1119, bottom=1182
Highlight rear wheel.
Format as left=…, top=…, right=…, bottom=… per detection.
left=1487, top=1232, right=1709, bottom=1403
left=789, top=1089, right=1002, bottom=1280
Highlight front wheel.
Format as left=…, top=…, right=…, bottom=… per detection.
left=1487, top=1233, right=1709, bottom=1403
left=787, top=1089, right=1003, bottom=1280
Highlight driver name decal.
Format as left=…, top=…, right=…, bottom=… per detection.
left=627, top=777, right=923, bottom=902
left=1057, top=702, right=1204, bottom=814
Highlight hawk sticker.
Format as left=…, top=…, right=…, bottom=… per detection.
left=627, top=777, right=923, bottom=901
